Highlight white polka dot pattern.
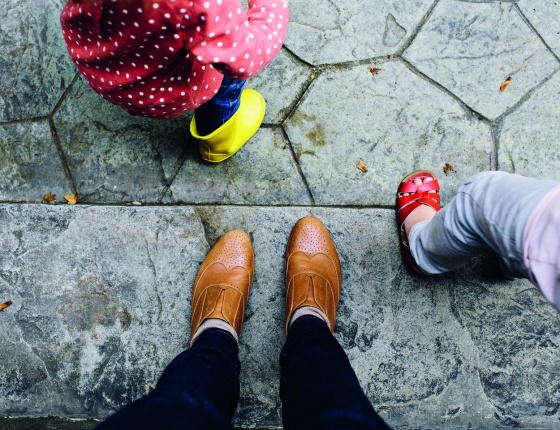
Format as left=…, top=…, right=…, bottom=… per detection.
left=60, top=0, right=289, bottom=119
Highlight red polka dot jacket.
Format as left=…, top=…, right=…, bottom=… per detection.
left=60, top=0, right=290, bottom=119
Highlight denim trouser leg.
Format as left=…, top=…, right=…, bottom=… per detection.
left=280, top=316, right=391, bottom=430
left=95, top=329, right=240, bottom=430
left=194, top=76, right=246, bottom=136
left=409, top=171, right=559, bottom=277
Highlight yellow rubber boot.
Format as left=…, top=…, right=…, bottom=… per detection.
left=190, top=89, right=266, bottom=163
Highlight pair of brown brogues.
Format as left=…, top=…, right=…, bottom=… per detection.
left=190, top=217, right=342, bottom=342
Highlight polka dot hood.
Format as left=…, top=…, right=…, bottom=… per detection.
left=60, top=0, right=289, bottom=119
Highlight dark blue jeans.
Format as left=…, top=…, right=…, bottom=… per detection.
left=193, top=76, right=246, bottom=136
left=280, top=317, right=390, bottom=430
left=95, top=317, right=390, bottom=430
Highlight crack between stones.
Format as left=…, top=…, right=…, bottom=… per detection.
left=50, top=73, right=81, bottom=118
left=79, top=185, right=130, bottom=203
left=399, top=57, right=491, bottom=123
left=396, top=0, right=441, bottom=57
left=145, top=240, right=163, bottom=321
left=281, top=69, right=321, bottom=127
left=278, top=126, right=315, bottom=205
left=157, top=145, right=191, bottom=203
left=513, top=2, right=560, bottom=64
left=280, top=46, right=316, bottom=69
left=193, top=207, right=214, bottom=251
left=0, top=202, right=400, bottom=210
left=490, top=119, right=504, bottom=171
left=0, top=116, right=51, bottom=127
left=494, top=67, right=560, bottom=123
left=314, top=56, right=393, bottom=71
left=147, top=140, right=170, bottom=198
left=49, top=117, right=78, bottom=195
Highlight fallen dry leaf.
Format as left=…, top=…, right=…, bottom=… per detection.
left=310, top=73, right=315, bottom=80
left=43, top=192, right=56, bottom=203
left=356, top=160, right=368, bottom=173
left=367, top=67, right=381, bottom=76
left=64, top=193, right=78, bottom=205
left=75, top=92, right=83, bottom=99
left=0, top=301, right=12, bottom=312
left=443, top=163, right=457, bottom=174
left=500, top=76, right=512, bottom=92
left=51, top=129, right=57, bottom=136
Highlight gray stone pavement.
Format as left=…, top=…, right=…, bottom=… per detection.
left=1, top=0, right=560, bottom=429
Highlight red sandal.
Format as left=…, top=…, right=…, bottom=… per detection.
left=396, top=170, right=441, bottom=274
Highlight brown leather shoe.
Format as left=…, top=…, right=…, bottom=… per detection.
left=285, top=217, right=342, bottom=333
left=190, top=230, right=254, bottom=340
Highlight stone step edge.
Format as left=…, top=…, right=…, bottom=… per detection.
left=0, top=417, right=282, bottom=430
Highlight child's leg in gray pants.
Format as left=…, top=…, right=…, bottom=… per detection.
left=408, top=171, right=559, bottom=278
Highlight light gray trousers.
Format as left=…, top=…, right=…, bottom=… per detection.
left=409, top=171, right=559, bottom=280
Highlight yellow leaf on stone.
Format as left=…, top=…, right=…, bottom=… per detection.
left=500, top=76, right=512, bottom=92
left=64, top=193, right=78, bottom=205
left=0, top=300, right=12, bottom=312
left=356, top=160, right=368, bottom=173
left=43, top=193, right=56, bottom=203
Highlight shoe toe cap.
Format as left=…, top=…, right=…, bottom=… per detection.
left=287, top=217, right=339, bottom=259
left=206, top=229, right=254, bottom=272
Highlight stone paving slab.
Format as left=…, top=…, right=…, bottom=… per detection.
left=165, top=127, right=312, bottom=205
left=53, top=79, right=188, bottom=203
left=517, top=0, right=560, bottom=59
left=403, top=0, right=559, bottom=121
left=0, top=205, right=206, bottom=420
left=0, top=0, right=76, bottom=122
left=0, top=418, right=97, bottom=430
left=53, top=78, right=313, bottom=205
left=1, top=204, right=559, bottom=429
left=284, top=0, right=436, bottom=65
left=284, top=60, right=493, bottom=206
left=0, top=121, right=71, bottom=203
left=499, top=70, right=560, bottom=179
left=247, top=49, right=313, bottom=125
left=3, top=0, right=560, bottom=209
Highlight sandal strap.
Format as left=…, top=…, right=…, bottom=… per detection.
left=397, top=178, right=440, bottom=194
left=396, top=193, right=441, bottom=226
left=397, top=192, right=441, bottom=208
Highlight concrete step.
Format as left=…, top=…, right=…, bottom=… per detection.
left=1, top=204, right=559, bottom=429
